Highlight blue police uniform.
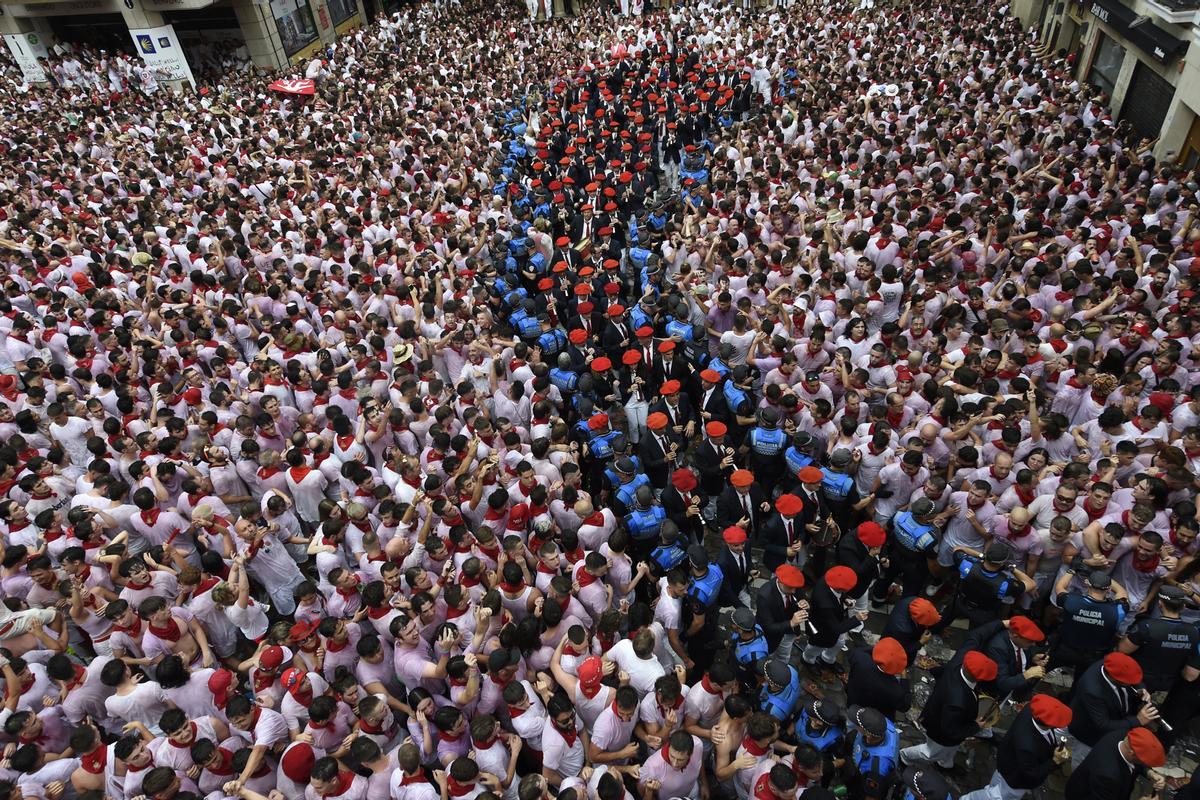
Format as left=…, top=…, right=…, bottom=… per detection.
left=651, top=543, right=688, bottom=572
left=851, top=720, right=900, bottom=798
left=821, top=470, right=855, bottom=502
left=732, top=627, right=769, bottom=666
left=785, top=446, right=814, bottom=476
left=625, top=505, right=666, bottom=542
left=689, top=564, right=725, bottom=606
left=550, top=366, right=578, bottom=393
left=892, top=512, right=937, bottom=553
left=537, top=328, right=567, bottom=357
left=760, top=664, right=801, bottom=722
left=588, top=429, right=619, bottom=460
left=604, top=454, right=642, bottom=487
left=795, top=709, right=843, bottom=753
left=614, top=473, right=650, bottom=509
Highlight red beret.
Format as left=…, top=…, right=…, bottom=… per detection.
left=591, top=357, right=611, bottom=372
left=825, top=566, right=858, bottom=592
left=730, top=469, right=754, bottom=488
left=963, top=651, right=999, bottom=682
left=1103, top=652, right=1143, bottom=685
left=908, top=598, right=941, bottom=626
left=700, top=369, right=722, bottom=383
left=798, top=466, right=825, bottom=483
left=646, top=412, right=668, bottom=431
left=577, top=301, right=594, bottom=314
left=872, top=637, right=908, bottom=675
left=857, top=521, right=886, bottom=548
left=705, top=421, right=727, bottom=437
left=660, top=380, right=681, bottom=396
left=587, top=413, right=610, bottom=431
left=636, top=325, right=654, bottom=337
left=622, top=350, right=641, bottom=366
left=606, top=305, right=625, bottom=317
left=1127, top=727, right=1166, bottom=767
left=658, top=340, right=676, bottom=353
left=1009, top=616, right=1045, bottom=643
left=775, top=564, right=805, bottom=589
left=1029, top=693, right=1072, bottom=728
left=722, top=526, right=747, bottom=544
left=775, top=494, right=804, bottom=516
left=671, top=468, right=697, bottom=492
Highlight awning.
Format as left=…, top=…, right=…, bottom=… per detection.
left=1086, top=0, right=1189, bottom=63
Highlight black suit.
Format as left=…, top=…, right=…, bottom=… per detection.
left=760, top=514, right=803, bottom=574
left=806, top=581, right=858, bottom=649
left=996, top=705, right=1062, bottom=790
left=602, top=318, right=633, bottom=360
left=653, top=354, right=691, bottom=386
left=1068, top=660, right=1141, bottom=747
left=836, top=534, right=881, bottom=601
left=755, top=578, right=804, bottom=652
left=1065, top=729, right=1142, bottom=800
left=638, top=430, right=680, bottom=490
left=650, top=397, right=696, bottom=439
left=980, top=628, right=1040, bottom=702
left=695, top=438, right=732, bottom=497
left=920, top=666, right=981, bottom=746
left=845, top=646, right=911, bottom=720
left=879, top=597, right=930, bottom=664
left=715, top=484, right=768, bottom=540
left=716, top=544, right=751, bottom=608
left=697, top=385, right=729, bottom=423
left=660, top=483, right=706, bottom=544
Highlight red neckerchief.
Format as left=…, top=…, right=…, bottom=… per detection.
left=140, top=508, right=162, bottom=527
left=289, top=466, right=312, bottom=483
left=322, top=771, right=356, bottom=798
left=326, top=635, right=349, bottom=653
left=700, top=674, right=721, bottom=695
left=1082, top=498, right=1108, bottom=521
left=742, top=734, right=769, bottom=756
left=753, top=772, right=782, bottom=800
left=399, top=772, right=426, bottom=787
left=81, top=744, right=108, bottom=774
left=445, top=603, right=469, bottom=620
left=113, top=616, right=143, bottom=636
left=555, top=720, right=578, bottom=748
left=437, top=729, right=465, bottom=743
left=447, top=777, right=475, bottom=798
left=1006, top=521, right=1032, bottom=539
left=477, top=541, right=500, bottom=561
left=1132, top=553, right=1161, bottom=573
left=169, top=722, right=198, bottom=748
left=576, top=568, right=601, bottom=588
left=500, top=580, right=525, bottom=594
left=253, top=670, right=276, bottom=692
left=149, top=616, right=182, bottom=643
left=258, top=465, right=281, bottom=479
left=207, top=747, right=236, bottom=775
left=595, top=631, right=617, bottom=655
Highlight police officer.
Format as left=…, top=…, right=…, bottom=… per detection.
left=686, top=543, right=724, bottom=608
left=723, top=364, right=757, bottom=445
left=1119, top=584, right=1200, bottom=693
left=896, top=766, right=954, bottom=800
left=870, top=498, right=940, bottom=606
left=821, top=448, right=864, bottom=534
left=961, top=694, right=1072, bottom=800
left=623, top=484, right=666, bottom=563
left=585, top=414, right=621, bottom=492
left=649, top=520, right=688, bottom=576
left=536, top=315, right=567, bottom=356
left=795, top=698, right=845, bottom=785
left=932, top=542, right=1034, bottom=634
left=550, top=353, right=579, bottom=395
left=1048, top=565, right=1128, bottom=686
left=515, top=299, right=542, bottom=340
left=729, top=607, right=768, bottom=691
left=843, top=706, right=900, bottom=800
left=610, top=456, right=650, bottom=516
left=759, top=659, right=802, bottom=723
left=744, top=407, right=787, bottom=493
left=783, top=431, right=817, bottom=492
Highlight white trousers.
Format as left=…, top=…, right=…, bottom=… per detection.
left=960, top=770, right=1026, bottom=800
left=802, top=634, right=845, bottom=665
left=900, top=737, right=959, bottom=769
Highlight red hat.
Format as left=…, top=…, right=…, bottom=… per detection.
left=775, top=564, right=805, bottom=589
left=569, top=329, right=588, bottom=345
left=1009, top=616, right=1045, bottom=643
left=1029, top=694, right=1072, bottom=728
left=556, top=236, right=570, bottom=247
left=775, top=494, right=804, bottom=516
left=908, top=598, right=941, bottom=626
left=706, top=421, right=727, bottom=436
left=636, top=325, right=654, bottom=337
left=587, top=413, right=610, bottom=431
left=1131, top=322, right=1152, bottom=337
left=259, top=645, right=286, bottom=670
left=872, top=638, right=908, bottom=676
left=857, top=522, right=886, bottom=548
left=825, top=566, right=858, bottom=592
left=646, top=412, right=668, bottom=431
left=963, top=651, right=999, bottom=682
left=289, top=620, right=319, bottom=642
left=671, top=468, right=697, bottom=492
left=183, top=387, right=202, bottom=404
left=1103, top=652, right=1143, bottom=685
left=700, top=369, right=722, bottom=383
left=280, top=667, right=305, bottom=694
left=607, top=304, right=625, bottom=317
left=0, top=375, right=15, bottom=392
left=591, top=357, right=612, bottom=372
left=1127, top=727, right=1166, bottom=767
left=574, top=285, right=591, bottom=297
left=798, top=466, right=825, bottom=484
left=722, top=526, right=747, bottom=545
left=537, top=277, right=554, bottom=291
left=660, top=380, right=681, bottom=396
left=578, top=655, right=603, bottom=691
left=658, top=340, right=676, bottom=353
left=730, top=469, right=754, bottom=488
left=280, top=742, right=316, bottom=783
left=207, top=668, right=235, bottom=709
left=622, top=349, right=642, bottom=365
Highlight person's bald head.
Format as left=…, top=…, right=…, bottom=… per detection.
left=574, top=499, right=593, bottom=519
left=1009, top=507, right=1030, bottom=528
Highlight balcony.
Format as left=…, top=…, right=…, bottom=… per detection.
left=1144, top=0, right=1200, bottom=25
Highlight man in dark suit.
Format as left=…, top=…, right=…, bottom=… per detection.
left=966, top=694, right=1072, bottom=800
left=695, top=421, right=733, bottom=498
left=879, top=596, right=942, bottom=664
left=760, top=493, right=805, bottom=574
left=715, top=469, right=769, bottom=541
left=846, top=637, right=911, bottom=721
left=652, top=340, right=692, bottom=387
left=795, top=465, right=835, bottom=578
left=638, top=412, right=680, bottom=490
left=801, top=565, right=862, bottom=671
left=754, top=564, right=808, bottom=658
left=716, top=525, right=753, bottom=609
left=601, top=305, right=632, bottom=361
left=649, top=380, right=696, bottom=441
left=900, top=651, right=996, bottom=769
left=1065, top=727, right=1167, bottom=800
left=660, top=466, right=706, bottom=545
left=978, top=616, right=1049, bottom=704
left=696, top=368, right=729, bottom=424
left=1067, top=652, right=1155, bottom=768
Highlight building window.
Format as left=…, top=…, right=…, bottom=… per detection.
left=328, top=0, right=358, bottom=25
left=1088, top=32, right=1124, bottom=97
left=270, top=0, right=319, bottom=56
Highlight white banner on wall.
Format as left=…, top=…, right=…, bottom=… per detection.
left=128, top=23, right=196, bottom=88
left=3, top=32, right=50, bottom=84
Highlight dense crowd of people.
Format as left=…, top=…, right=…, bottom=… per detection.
left=0, top=0, right=1199, bottom=799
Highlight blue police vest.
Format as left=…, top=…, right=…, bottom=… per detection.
left=604, top=455, right=642, bottom=487
left=588, top=429, right=618, bottom=461
left=785, top=447, right=814, bottom=476
left=649, top=212, right=668, bottom=230
left=630, top=306, right=652, bottom=331
left=760, top=665, right=801, bottom=721
left=550, top=367, right=578, bottom=393
left=892, top=512, right=937, bottom=553
left=510, top=307, right=529, bottom=328
left=822, top=471, right=854, bottom=502
left=517, top=316, right=541, bottom=339
left=957, top=559, right=1011, bottom=600
left=749, top=427, right=786, bottom=456
left=652, top=544, right=688, bottom=572
left=529, top=252, right=547, bottom=272
left=723, top=382, right=749, bottom=415
left=508, top=236, right=531, bottom=255
left=732, top=627, right=769, bottom=664
left=852, top=720, right=899, bottom=779
left=629, top=247, right=652, bottom=269
left=615, top=473, right=651, bottom=510
left=538, top=329, right=566, bottom=356
left=574, top=419, right=592, bottom=441
left=665, top=319, right=693, bottom=341
left=626, top=505, right=666, bottom=540
left=707, top=358, right=731, bottom=378
left=689, top=564, right=724, bottom=606
left=795, top=710, right=843, bottom=753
